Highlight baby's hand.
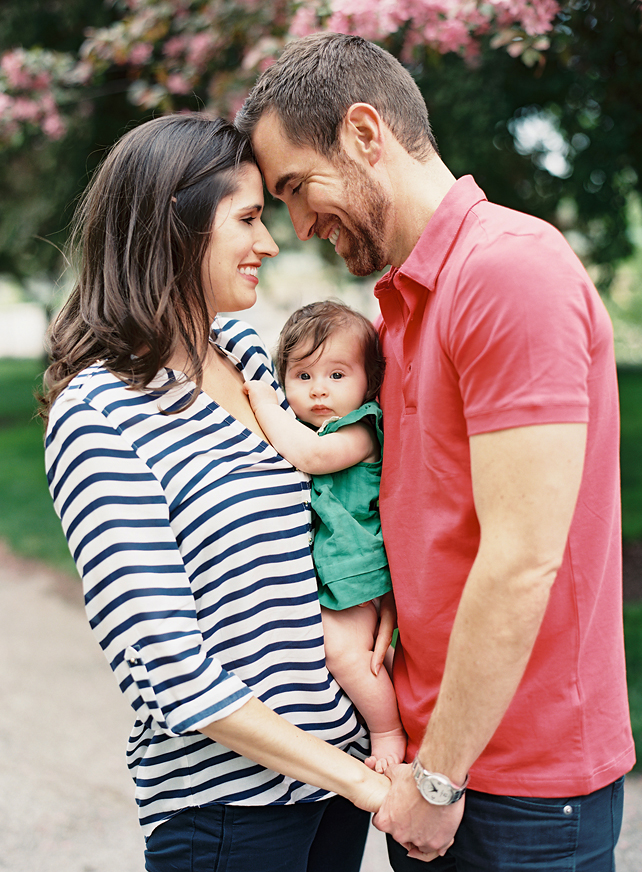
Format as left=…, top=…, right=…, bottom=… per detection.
left=243, top=379, right=280, bottom=411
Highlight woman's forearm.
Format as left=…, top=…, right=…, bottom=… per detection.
left=198, top=696, right=389, bottom=812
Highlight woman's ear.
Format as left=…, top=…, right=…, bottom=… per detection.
left=340, top=103, right=384, bottom=167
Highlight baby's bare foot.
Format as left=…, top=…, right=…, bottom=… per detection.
left=365, top=728, right=406, bottom=774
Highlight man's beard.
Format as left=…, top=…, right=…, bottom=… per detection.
left=334, top=154, right=392, bottom=277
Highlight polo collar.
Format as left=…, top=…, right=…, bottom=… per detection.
left=381, top=175, right=488, bottom=296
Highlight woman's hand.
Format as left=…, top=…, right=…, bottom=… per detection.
left=351, top=763, right=391, bottom=814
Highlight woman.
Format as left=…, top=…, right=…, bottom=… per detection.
left=41, top=114, right=389, bottom=872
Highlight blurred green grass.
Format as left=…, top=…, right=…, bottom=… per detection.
left=1, top=356, right=641, bottom=768
left=0, top=358, right=77, bottom=573
left=619, top=366, right=642, bottom=542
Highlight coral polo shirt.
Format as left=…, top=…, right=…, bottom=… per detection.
left=376, top=175, right=635, bottom=796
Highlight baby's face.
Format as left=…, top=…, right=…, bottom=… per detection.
left=284, top=328, right=369, bottom=428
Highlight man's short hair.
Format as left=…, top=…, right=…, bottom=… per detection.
left=236, top=32, right=438, bottom=160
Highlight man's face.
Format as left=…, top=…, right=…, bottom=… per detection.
left=252, top=111, right=393, bottom=277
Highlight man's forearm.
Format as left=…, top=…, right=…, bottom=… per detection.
left=417, top=422, right=587, bottom=783
left=416, top=553, right=557, bottom=783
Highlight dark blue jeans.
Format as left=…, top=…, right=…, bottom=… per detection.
left=144, top=795, right=370, bottom=872
left=387, top=778, right=625, bottom=871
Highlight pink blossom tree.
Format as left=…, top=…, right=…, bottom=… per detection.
left=0, top=0, right=560, bottom=147
left=1, top=0, right=640, bottom=286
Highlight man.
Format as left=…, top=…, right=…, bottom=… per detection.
left=236, top=32, right=635, bottom=870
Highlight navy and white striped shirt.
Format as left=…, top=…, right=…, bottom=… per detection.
left=45, top=318, right=367, bottom=836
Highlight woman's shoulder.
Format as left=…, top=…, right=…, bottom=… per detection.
left=48, top=362, right=176, bottom=427
left=213, top=317, right=275, bottom=379
left=214, top=316, right=268, bottom=353
left=52, top=362, right=122, bottom=409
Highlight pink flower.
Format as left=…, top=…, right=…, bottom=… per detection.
left=186, top=33, right=216, bottom=69
left=128, top=42, right=154, bottom=66
left=289, top=4, right=321, bottom=37
left=41, top=112, right=66, bottom=140
left=163, top=36, right=187, bottom=59
left=166, top=73, right=192, bottom=94
left=10, top=96, right=40, bottom=122
left=1, top=51, right=32, bottom=90
left=295, top=0, right=559, bottom=55
left=432, top=17, right=470, bottom=53
left=31, top=70, right=53, bottom=90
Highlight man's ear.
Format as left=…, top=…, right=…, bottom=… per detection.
left=341, top=103, right=384, bottom=167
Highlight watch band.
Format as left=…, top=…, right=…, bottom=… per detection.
left=411, top=756, right=469, bottom=805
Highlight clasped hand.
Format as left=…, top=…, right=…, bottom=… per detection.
left=372, top=763, right=463, bottom=863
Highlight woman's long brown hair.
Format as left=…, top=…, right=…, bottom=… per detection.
left=40, top=114, right=254, bottom=423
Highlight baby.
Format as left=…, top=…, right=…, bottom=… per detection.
left=244, top=300, right=406, bottom=772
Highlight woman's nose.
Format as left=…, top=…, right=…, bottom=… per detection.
left=255, top=222, right=279, bottom=258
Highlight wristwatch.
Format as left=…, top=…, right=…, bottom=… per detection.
left=411, top=757, right=469, bottom=805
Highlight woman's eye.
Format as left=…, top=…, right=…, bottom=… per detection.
left=242, top=217, right=256, bottom=225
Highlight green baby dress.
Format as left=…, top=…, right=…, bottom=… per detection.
left=311, top=401, right=392, bottom=610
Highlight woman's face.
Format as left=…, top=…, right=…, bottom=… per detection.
left=201, top=163, right=278, bottom=316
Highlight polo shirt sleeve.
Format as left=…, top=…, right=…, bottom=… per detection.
left=46, top=395, right=253, bottom=736
left=445, top=220, right=595, bottom=436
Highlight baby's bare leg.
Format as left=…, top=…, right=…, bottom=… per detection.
left=321, top=602, right=406, bottom=773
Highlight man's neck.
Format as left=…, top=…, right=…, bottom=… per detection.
left=386, top=149, right=457, bottom=268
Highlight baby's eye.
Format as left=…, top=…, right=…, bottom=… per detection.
left=299, top=372, right=310, bottom=381
left=330, top=372, right=344, bottom=380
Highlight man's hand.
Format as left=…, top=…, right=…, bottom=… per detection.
left=243, top=379, right=280, bottom=411
left=373, top=763, right=462, bottom=862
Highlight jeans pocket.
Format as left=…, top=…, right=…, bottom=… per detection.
left=456, top=791, right=580, bottom=871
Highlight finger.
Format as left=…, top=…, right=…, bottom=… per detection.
left=372, top=810, right=393, bottom=832
left=438, top=838, right=455, bottom=857
left=363, top=755, right=377, bottom=771
left=407, top=847, right=439, bottom=862
left=371, top=622, right=393, bottom=675
left=371, top=593, right=396, bottom=674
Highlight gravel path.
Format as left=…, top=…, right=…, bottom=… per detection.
left=0, top=542, right=639, bottom=871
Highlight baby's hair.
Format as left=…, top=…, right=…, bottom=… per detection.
left=276, top=300, right=385, bottom=401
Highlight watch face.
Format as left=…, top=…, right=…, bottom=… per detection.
left=420, top=774, right=455, bottom=805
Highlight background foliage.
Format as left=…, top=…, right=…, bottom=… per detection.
left=0, top=0, right=641, bottom=291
